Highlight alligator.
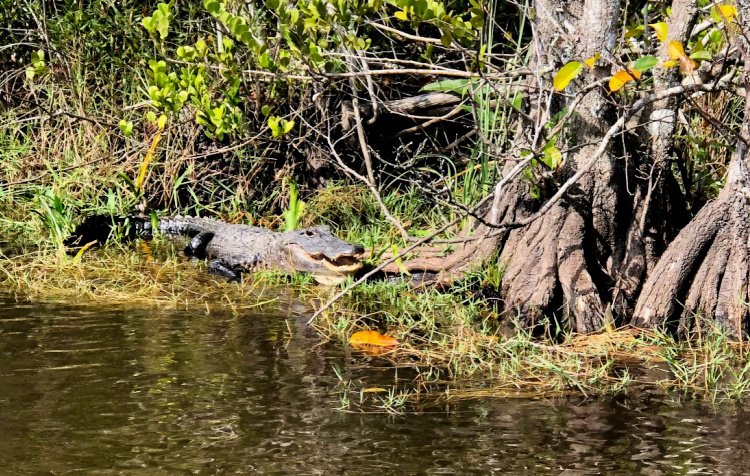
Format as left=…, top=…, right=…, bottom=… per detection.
left=66, top=215, right=365, bottom=285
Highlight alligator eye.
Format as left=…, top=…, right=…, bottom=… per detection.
left=304, top=230, right=316, bottom=237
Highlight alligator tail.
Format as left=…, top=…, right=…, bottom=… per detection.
left=63, top=214, right=154, bottom=249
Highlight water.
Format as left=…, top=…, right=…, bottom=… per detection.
left=1, top=295, right=749, bottom=474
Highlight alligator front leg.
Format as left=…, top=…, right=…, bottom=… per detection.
left=208, top=259, right=242, bottom=281
left=185, top=231, right=214, bottom=258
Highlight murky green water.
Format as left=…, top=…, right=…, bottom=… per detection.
left=1, top=295, right=749, bottom=474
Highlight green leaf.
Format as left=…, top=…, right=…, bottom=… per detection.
left=261, top=105, right=272, bottom=116
left=633, top=55, right=658, bottom=73
left=119, top=120, right=134, bottom=137
left=511, top=92, right=523, bottom=111
left=689, top=50, right=712, bottom=61
left=157, top=114, right=168, bottom=130
left=542, top=146, right=562, bottom=170
left=420, top=78, right=470, bottom=95
left=553, top=61, right=583, bottom=91
left=282, top=119, right=295, bottom=134
left=204, top=0, right=222, bottom=14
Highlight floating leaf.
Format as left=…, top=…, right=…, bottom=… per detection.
left=633, top=55, right=658, bottom=73
left=553, top=61, right=583, bottom=92
left=609, top=70, right=637, bottom=92
left=362, top=387, right=388, bottom=393
left=349, top=330, right=399, bottom=348
left=649, top=22, right=668, bottom=42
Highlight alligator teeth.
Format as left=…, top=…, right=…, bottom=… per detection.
left=321, top=259, right=363, bottom=274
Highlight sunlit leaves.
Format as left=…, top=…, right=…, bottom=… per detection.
left=633, top=55, right=658, bottom=73
left=142, top=2, right=173, bottom=40
left=649, top=22, right=668, bottom=42
left=553, top=61, right=583, bottom=91
left=711, top=4, right=737, bottom=23
left=267, top=116, right=295, bottom=138
left=118, top=120, right=134, bottom=137
left=583, top=53, right=600, bottom=69
left=609, top=70, right=639, bottom=92
left=667, top=40, right=696, bottom=73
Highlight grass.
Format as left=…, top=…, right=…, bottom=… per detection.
left=309, top=276, right=750, bottom=412
left=0, top=240, right=281, bottom=312
left=0, top=148, right=749, bottom=412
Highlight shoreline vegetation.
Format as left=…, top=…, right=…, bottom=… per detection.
left=4, top=0, right=750, bottom=410
left=3, top=215, right=750, bottom=408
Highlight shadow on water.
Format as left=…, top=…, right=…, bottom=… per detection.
left=1, top=294, right=750, bottom=474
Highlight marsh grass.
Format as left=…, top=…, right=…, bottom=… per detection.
left=311, top=277, right=750, bottom=411
left=0, top=240, right=283, bottom=312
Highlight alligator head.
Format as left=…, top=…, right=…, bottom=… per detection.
left=282, top=226, right=365, bottom=285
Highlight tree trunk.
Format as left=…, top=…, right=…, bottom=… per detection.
left=390, top=0, right=741, bottom=335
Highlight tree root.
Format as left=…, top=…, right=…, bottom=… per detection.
left=634, top=157, right=750, bottom=337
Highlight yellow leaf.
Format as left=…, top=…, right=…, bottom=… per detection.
left=362, top=387, right=388, bottom=393
left=136, top=133, right=162, bottom=191
left=661, top=60, right=678, bottom=68
left=649, top=22, right=668, bottom=42
left=394, top=9, right=408, bottom=21
left=553, top=61, right=583, bottom=91
left=72, top=240, right=97, bottom=263
left=349, top=330, right=399, bottom=348
left=668, top=40, right=687, bottom=61
left=583, top=52, right=600, bottom=69
left=666, top=40, right=697, bottom=73
left=716, top=5, right=737, bottom=22
left=608, top=70, right=637, bottom=92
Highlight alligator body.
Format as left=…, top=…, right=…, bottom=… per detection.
left=67, top=215, right=365, bottom=285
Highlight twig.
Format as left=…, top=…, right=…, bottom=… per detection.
left=306, top=151, right=532, bottom=324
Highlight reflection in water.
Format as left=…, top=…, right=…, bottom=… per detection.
left=0, top=295, right=749, bottom=474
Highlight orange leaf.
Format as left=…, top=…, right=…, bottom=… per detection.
left=349, top=330, right=399, bottom=348
left=679, top=56, right=697, bottom=73
left=609, top=70, right=637, bottom=92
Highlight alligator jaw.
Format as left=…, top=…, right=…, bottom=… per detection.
left=312, top=274, right=350, bottom=285
left=297, top=249, right=364, bottom=284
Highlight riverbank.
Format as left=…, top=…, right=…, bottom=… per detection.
left=2, top=229, right=750, bottom=407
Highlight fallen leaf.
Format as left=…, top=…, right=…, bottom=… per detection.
left=362, top=387, right=388, bottom=393
left=349, top=330, right=399, bottom=348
